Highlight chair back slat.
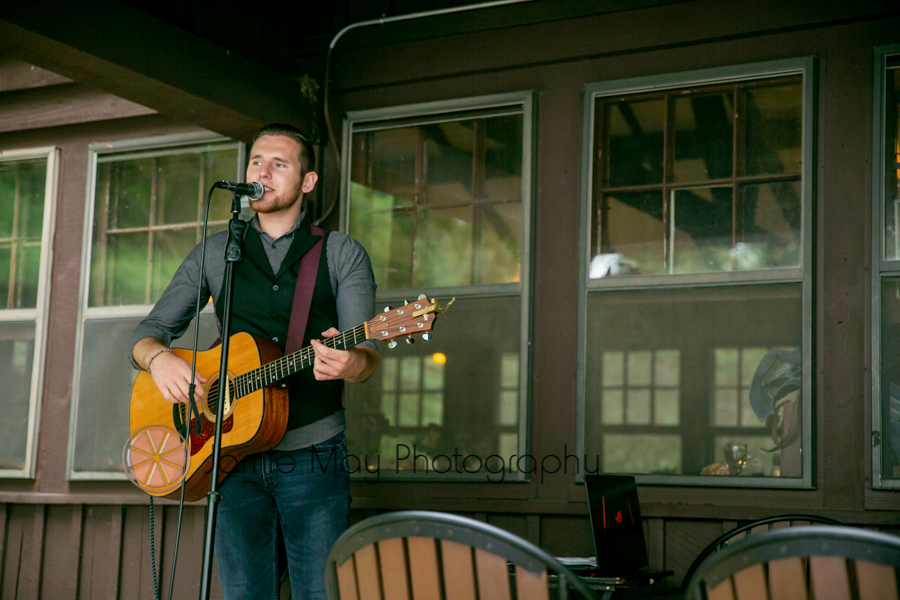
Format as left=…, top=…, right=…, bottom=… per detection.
left=408, top=537, right=441, bottom=600
left=441, top=540, right=477, bottom=600
left=854, top=560, right=898, bottom=600
left=514, top=565, right=549, bottom=600
left=767, top=557, right=807, bottom=600
left=706, top=578, right=736, bottom=600
left=810, top=556, right=852, bottom=600
left=377, top=539, right=410, bottom=600
left=337, top=557, right=360, bottom=600
left=749, top=524, right=770, bottom=537
left=732, top=563, right=767, bottom=600
left=326, top=512, right=600, bottom=600
left=474, top=548, right=513, bottom=600
left=355, top=545, right=383, bottom=600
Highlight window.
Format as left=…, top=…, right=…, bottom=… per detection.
left=342, top=92, right=533, bottom=479
left=68, top=135, right=243, bottom=479
left=578, top=59, right=814, bottom=487
left=0, top=148, right=57, bottom=478
left=874, top=47, right=900, bottom=489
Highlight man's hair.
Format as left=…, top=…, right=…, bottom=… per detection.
left=252, top=123, right=316, bottom=174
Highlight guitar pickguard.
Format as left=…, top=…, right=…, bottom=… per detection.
left=172, top=404, right=234, bottom=456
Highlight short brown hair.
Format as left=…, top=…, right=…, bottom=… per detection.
left=252, top=123, right=316, bottom=174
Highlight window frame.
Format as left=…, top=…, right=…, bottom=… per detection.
left=0, top=146, right=59, bottom=479
left=340, top=91, right=536, bottom=481
left=576, top=58, right=816, bottom=488
left=871, top=44, right=900, bottom=490
left=67, top=132, right=243, bottom=481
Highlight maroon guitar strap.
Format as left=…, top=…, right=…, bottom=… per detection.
left=284, top=224, right=325, bottom=355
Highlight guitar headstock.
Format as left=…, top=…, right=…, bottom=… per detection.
left=366, top=296, right=454, bottom=347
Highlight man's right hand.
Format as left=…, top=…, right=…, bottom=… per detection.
left=133, top=337, right=207, bottom=404
left=149, top=351, right=208, bottom=405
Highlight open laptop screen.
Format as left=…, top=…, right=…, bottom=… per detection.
left=584, top=474, right=649, bottom=576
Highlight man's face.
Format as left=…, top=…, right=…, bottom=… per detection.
left=245, top=135, right=314, bottom=214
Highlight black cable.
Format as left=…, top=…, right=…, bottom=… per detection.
left=149, top=497, right=160, bottom=600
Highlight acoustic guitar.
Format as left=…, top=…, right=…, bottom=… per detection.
left=126, top=296, right=451, bottom=501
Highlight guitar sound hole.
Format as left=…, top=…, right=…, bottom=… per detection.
left=171, top=377, right=236, bottom=434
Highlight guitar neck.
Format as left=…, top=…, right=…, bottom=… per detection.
left=233, top=323, right=368, bottom=399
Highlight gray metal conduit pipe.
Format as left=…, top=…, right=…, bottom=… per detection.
left=316, top=0, right=535, bottom=224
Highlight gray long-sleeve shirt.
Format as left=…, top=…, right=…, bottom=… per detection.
left=130, top=212, right=377, bottom=449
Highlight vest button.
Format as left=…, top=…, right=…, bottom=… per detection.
left=272, top=337, right=279, bottom=343
left=272, top=284, right=279, bottom=291
left=271, top=312, right=278, bottom=318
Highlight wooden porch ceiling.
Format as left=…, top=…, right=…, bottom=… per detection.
left=0, top=1, right=312, bottom=142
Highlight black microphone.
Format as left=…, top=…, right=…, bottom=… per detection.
left=214, top=180, right=265, bottom=200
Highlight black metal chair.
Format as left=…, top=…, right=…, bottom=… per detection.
left=324, top=510, right=600, bottom=600
left=647, top=514, right=842, bottom=596
left=684, top=525, right=900, bottom=600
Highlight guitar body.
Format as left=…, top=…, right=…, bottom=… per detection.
left=129, top=332, right=289, bottom=502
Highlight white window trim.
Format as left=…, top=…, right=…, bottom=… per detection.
left=871, top=44, right=900, bottom=489
left=67, top=132, right=242, bottom=480
left=576, top=58, right=816, bottom=489
left=340, top=91, right=536, bottom=481
left=0, top=146, right=59, bottom=479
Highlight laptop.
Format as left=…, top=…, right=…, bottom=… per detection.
left=582, top=474, right=649, bottom=578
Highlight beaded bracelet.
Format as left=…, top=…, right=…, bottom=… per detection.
left=146, top=348, right=173, bottom=373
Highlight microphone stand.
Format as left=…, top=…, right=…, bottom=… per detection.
left=198, top=191, right=246, bottom=600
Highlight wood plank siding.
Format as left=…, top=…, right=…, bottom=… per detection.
left=1, top=1, right=900, bottom=597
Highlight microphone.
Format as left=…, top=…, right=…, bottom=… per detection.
left=214, top=180, right=265, bottom=200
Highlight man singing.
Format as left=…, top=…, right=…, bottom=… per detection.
left=130, top=123, right=379, bottom=599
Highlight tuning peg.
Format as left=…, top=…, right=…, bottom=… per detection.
left=422, top=333, right=432, bottom=341
left=383, top=306, right=391, bottom=312
left=417, top=294, right=427, bottom=300
left=406, top=337, right=414, bottom=345
left=403, top=299, right=410, bottom=305
left=388, top=340, right=398, bottom=349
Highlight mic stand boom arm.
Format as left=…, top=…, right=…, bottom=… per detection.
left=198, top=191, right=247, bottom=600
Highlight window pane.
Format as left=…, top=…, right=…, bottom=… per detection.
left=15, top=241, right=42, bottom=309
left=0, top=321, right=35, bottom=470
left=602, top=434, right=681, bottom=475
left=104, top=232, right=149, bottom=306
left=585, top=284, right=803, bottom=477
left=671, top=187, right=733, bottom=274
left=475, top=202, right=521, bottom=284
left=672, top=92, right=734, bottom=183
left=737, top=180, right=802, bottom=269
left=593, top=191, right=665, bottom=277
left=0, top=158, right=47, bottom=310
left=71, top=314, right=219, bottom=473
left=89, top=146, right=238, bottom=308
left=416, top=207, right=473, bottom=287
left=206, top=149, right=240, bottom=222
left=151, top=228, right=198, bottom=300
left=423, top=121, right=473, bottom=205
left=602, top=98, right=665, bottom=187
left=345, top=295, right=521, bottom=476
left=348, top=183, right=413, bottom=289
left=883, top=66, right=900, bottom=260
left=156, top=154, right=201, bottom=225
left=880, top=278, right=900, bottom=481
left=109, top=159, right=153, bottom=230
left=483, top=114, right=523, bottom=200
left=351, top=128, right=416, bottom=208
left=743, top=82, right=803, bottom=177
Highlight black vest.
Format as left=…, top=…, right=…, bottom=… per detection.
left=215, top=220, right=343, bottom=431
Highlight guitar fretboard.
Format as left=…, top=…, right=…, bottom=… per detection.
left=231, top=323, right=368, bottom=399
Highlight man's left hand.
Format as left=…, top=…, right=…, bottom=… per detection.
left=311, top=327, right=380, bottom=383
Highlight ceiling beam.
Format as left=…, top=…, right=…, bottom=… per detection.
left=0, top=1, right=312, bottom=142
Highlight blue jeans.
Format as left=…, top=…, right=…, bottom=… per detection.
left=214, top=432, right=351, bottom=600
